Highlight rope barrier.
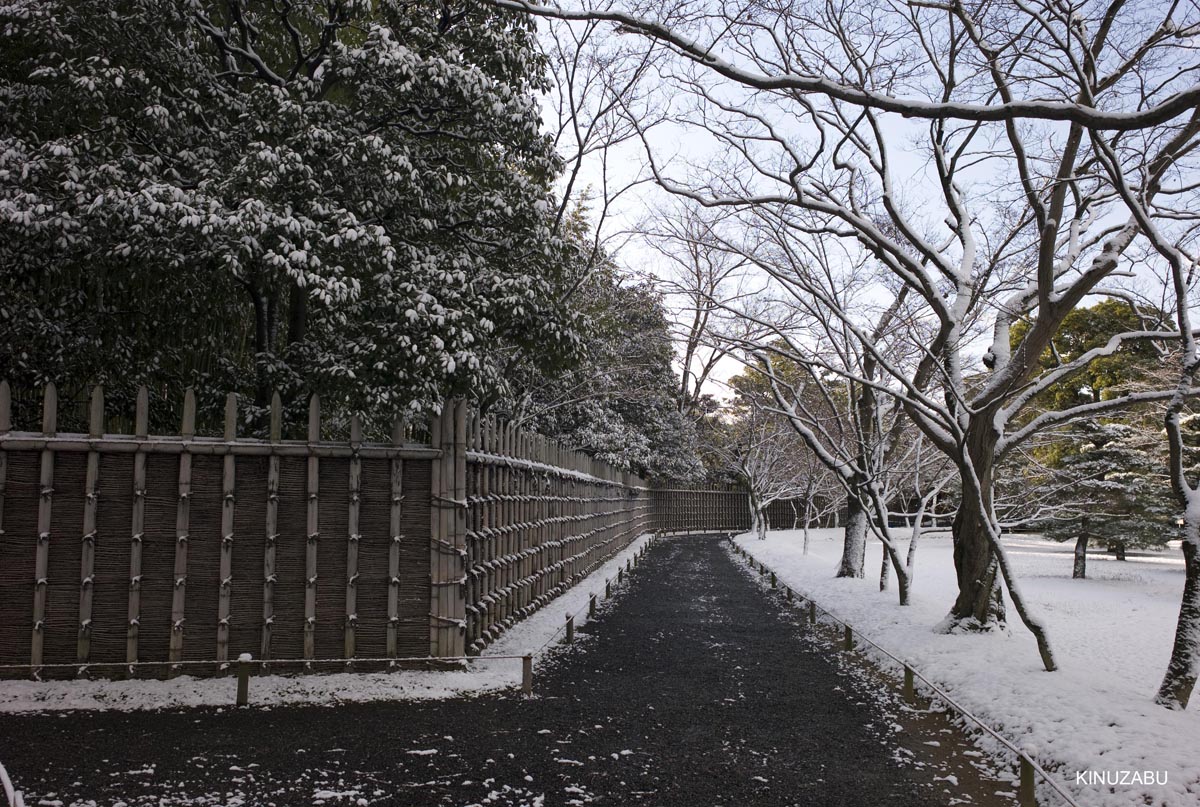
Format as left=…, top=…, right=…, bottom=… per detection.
left=731, top=540, right=1082, bottom=807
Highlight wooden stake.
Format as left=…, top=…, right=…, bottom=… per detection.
left=809, top=601, right=817, bottom=624
left=564, top=614, right=574, bottom=644
left=31, top=383, right=57, bottom=668
left=236, top=653, right=251, bottom=707
left=260, top=392, right=281, bottom=665
left=589, top=594, right=597, bottom=618
left=843, top=625, right=854, bottom=651
left=76, top=385, right=103, bottom=663
left=126, top=387, right=148, bottom=665
left=168, top=388, right=196, bottom=668
left=344, top=415, right=362, bottom=660
left=903, top=666, right=916, bottom=703
left=304, top=394, right=320, bottom=661
left=1018, top=756, right=1038, bottom=807
left=216, top=393, right=236, bottom=663
left=521, top=654, right=533, bottom=695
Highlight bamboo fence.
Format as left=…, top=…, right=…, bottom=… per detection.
left=0, top=382, right=807, bottom=678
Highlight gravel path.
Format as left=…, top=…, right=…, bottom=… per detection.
left=0, top=534, right=1006, bottom=806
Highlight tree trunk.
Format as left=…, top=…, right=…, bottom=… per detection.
left=1073, top=528, right=1089, bottom=580
left=879, top=546, right=890, bottom=591
left=1112, top=540, right=1127, bottom=561
left=248, top=286, right=275, bottom=408
left=838, top=494, right=868, bottom=578
left=803, top=504, right=812, bottom=556
left=949, top=425, right=1006, bottom=628
left=288, top=284, right=308, bottom=345
left=1157, top=534, right=1199, bottom=709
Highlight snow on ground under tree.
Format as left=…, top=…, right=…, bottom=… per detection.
left=736, top=528, right=1199, bottom=807
left=0, top=535, right=652, bottom=714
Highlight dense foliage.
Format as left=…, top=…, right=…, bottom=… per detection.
left=494, top=260, right=702, bottom=482
left=0, top=0, right=576, bottom=435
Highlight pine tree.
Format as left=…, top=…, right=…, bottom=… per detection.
left=1044, top=420, right=1178, bottom=578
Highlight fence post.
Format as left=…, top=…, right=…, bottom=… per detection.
left=1018, top=756, right=1038, bottom=807
left=216, top=393, right=236, bottom=664
left=236, top=653, right=252, bottom=707
left=605, top=579, right=611, bottom=598
left=903, top=666, right=916, bottom=703
left=565, top=614, right=574, bottom=644
left=386, top=415, right=405, bottom=658
left=522, top=654, right=533, bottom=695
left=344, top=414, right=362, bottom=662
left=843, top=625, right=854, bottom=651
left=76, top=385, right=104, bottom=664
left=261, top=392, right=282, bottom=667
left=770, top=572, right=777, bottom=588
left=430, top=399, right=467, bottom=658
left=126, top=386, right=148, bottom=668
left=809, top=601, right=817, bottom=625
left=168, top=387, right=196, bottom=672
left=589, top=594, right=597, bottom=618
left=30, top=383, right=57, bottom=669
left=304, top=394, right=320, bottom=662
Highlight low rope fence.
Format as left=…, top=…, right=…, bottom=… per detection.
left=729, top=539, right=1082, bottom=807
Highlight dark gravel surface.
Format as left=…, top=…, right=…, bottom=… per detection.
left=0, top=534, right=1003, bottom=806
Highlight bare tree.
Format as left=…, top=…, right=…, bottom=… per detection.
left=707, top=398, right=812, bottom=541
left=643, top=204, right=749, bottom=417
left=492, top=0, right=1200, bottom=675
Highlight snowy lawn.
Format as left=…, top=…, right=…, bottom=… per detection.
left=736, top=528, right=1200, bottom=807
left=0, top=534, right=652, bottom=714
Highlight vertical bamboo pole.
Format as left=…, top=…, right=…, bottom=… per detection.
left=31, top=383, right=57, bottom=668
left=386, top=416, right=404, bottom=658
left=76, top=385, right=104, bottom=663
left=168, top=388, right=196, bottom=667
left=0, top=382, right=8, bottom=607
left=260, top=392, right=281, bottom=665
left=428, top=405, right=444, bottom=656
left=453, top=401, right=467, bottom=655
left=304, top=394, right=320, bottom=661
left=215, top=393, right=237, bottom=663
left=126, top=387, right=148, bottom=665
left=478, top=417, right=491, bottom=642
left=344, top=415, right=362, bottom=661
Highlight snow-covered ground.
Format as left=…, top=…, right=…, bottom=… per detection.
left=0, top=534, right=652, bottom=714
left=735, top=528, right=1200, bottom=807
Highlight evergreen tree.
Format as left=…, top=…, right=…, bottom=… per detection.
left=0, top=0, right=575, bottom=435
left=1042, top=420, right=1178, bottom=578
left=495, top=260, right=702, bottom=482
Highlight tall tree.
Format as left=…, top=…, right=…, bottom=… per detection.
left=1, top=0, right=575, bottom=434
left=493, top=0, right=1200, bottom=675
